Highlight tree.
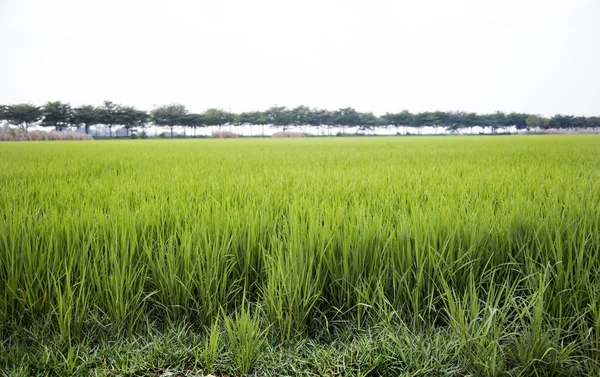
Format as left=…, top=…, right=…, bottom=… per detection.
left=291, top=106, right=311, bottom=132
left=184, top=113, right=206, bottom=137
left=462, top=113, right=479, bottom=134
left=571, top=116, right=588, bottom=130
left=202, top=108, right=234, bottom=133
left=306, top=109, right=333, bottom=135
left=549, top=114, right=573, bottom=130
left=525, top=114, right=549, bottom=131
left=5, top=104, right=43, bottom=130
left=151, top=104, right=188, bottom=137
left=506, top=112, right=529, bottom=131
left=445, top=111, right=467, bottom=133
left=414, top=112, right=439, bottom=134
left=382, top=110, right=413, bottom=135
left=98, top=101, right=121, bottom=137
left=489, top=111, right=507, bottom=134
left=267, top=106, right=294, bottom=132
left=357, top=112, right=381, bottom=134
left=432, top=111, right=450, bottom=134
left=236, top=111, right=268, bottom=136
left=586, top=116, right=600, bottom=130
left=41, top=101, right=73, bottom=131
left=117, top=106, right=148, bottom=136
left=72, top=105, right=101, bottom=135
left=333, top=107, right=361, bottom=134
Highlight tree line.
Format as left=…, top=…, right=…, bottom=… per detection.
left=1, top=101, right=599, bottom=137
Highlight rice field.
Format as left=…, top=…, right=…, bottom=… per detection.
left=1, top=136, right=600, bottom=376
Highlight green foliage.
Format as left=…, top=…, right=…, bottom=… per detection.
left=224, top=305, right=266, bottom=374
left=2, top=101, right=600, bottom=135
left=71, top=105, right=100, bottom=135
left=202, top=108, right=234, bottom=132
left=41, top=101, right=73, bottom=131
left=151, top=104, right=188, bottom=137
left=98, top=100, right=121, bottom=137
left=526, top=114, right=550, bottom=130
left=3, top=104, right=43, bottom=129
left=201, top=320, right=223, bottom=374
left=116, top=106, right=148, bottom=136
left=266, top=106, right=294, bottom=131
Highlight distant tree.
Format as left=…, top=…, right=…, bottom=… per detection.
left=117, top=106, right=148, bottom=136
left=72, top=105, right=101, bottom=135
left=382, top=110, right=413, bottom=135
left=461, top=112, right=479, bottom=134
left=414, top=112, right=439, bottom=134
left=151, top=104, right=188, bottom=137
left=476, top=114, right=495, bottom=133
left=267, top=106, right=294, bottom=132
left=236, top=111, right=268, bottom=136
left=0, top=105, right=8, bottom=130
left=333, top=107, right=361, bottom=134
left=586, top=116, right=600, bottom=129
left=5, top=104, right=43, bottom=130
left=184, top=113, right=206, bottom=137
left=290, top=106, right=311, bottom=132
left=526, top=114, right=550, bottom=131
left=432, top=111, right=450, bottom=134
left=202, top=108, right=234, bottom=133
left=306, top=108, right=333, bottom=135
left=489, top=111, right=507, bottom=134
left=571, top=116, right=588, bottom=130
left=549, top=114, right=571, bottom=130
left=444, top=111, right=466, bottom=133
left=99, top=101, right=121, bottom=137
left=41, top=101, right=73, bottom=131
left=254, top=111, right=270, bottom=136
left=506, top=112, right=529, bottom=131
left=357, top=112, right=381, bottom=134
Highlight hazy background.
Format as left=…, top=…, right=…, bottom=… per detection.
left=1, top=0, right=599, bottom=116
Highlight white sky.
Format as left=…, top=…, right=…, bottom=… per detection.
left=1, top=0, right=599, bottom=116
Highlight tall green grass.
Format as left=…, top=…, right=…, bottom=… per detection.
left=1, top=136, right=599, bottom=375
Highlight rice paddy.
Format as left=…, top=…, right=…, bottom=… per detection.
left=1, top=136, right=599, bottom=376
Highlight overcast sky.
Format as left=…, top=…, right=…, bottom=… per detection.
left=1, top=0, right=599, bottom=116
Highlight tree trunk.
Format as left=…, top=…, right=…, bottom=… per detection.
left=109, top=127, right=112, bottom=137
left=170, top=126, right=174, bottom=137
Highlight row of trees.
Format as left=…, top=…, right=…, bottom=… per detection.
left=1, top=101, right=599, bottom=137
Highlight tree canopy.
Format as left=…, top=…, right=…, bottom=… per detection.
left=1, top=100, right=598, bottom=137
left=3, top=104, right=43, bottom=130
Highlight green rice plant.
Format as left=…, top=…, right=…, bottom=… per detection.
left=224, top=304, right=267, bottom=375
left=440, top=269, right=510, bottom=376
left=201, top=319, right=223, bottom=375
left=261, top=206, right=328, bottom=340
left=89, top=219, right=150, bottom=331
left=0, top=136, right=599, bottom=375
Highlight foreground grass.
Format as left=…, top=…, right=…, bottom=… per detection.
left=1, top=136, right=600, bottom=376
